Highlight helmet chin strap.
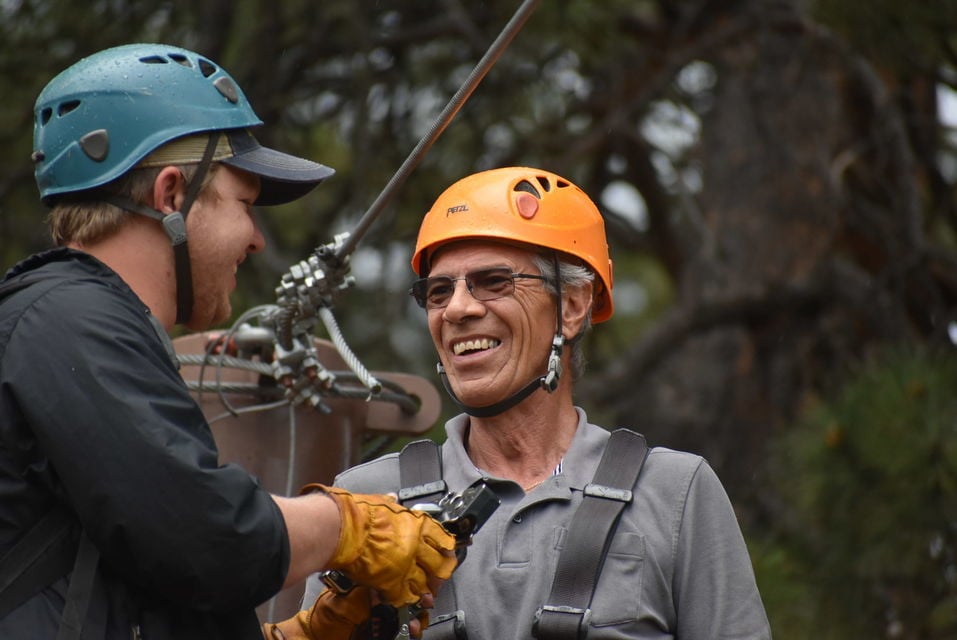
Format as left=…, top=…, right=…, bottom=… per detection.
left=437, top=252, right=565, bottom=419
left=102, top=133, right=220, bottom=325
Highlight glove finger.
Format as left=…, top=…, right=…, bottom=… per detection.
left=420, top=518, right=457, bottom=552
left=325, top=586, right=374, bottom=626
left=417, top=542, right=457, bottom=581
left=381, top=580, right=420, bottom=608
left=409, top=608, right=430, bottom=639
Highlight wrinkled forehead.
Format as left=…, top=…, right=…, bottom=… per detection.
left=424, top=238, right=543, bottom=275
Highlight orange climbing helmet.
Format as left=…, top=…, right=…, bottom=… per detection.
left=412, top=167, right=614, bottom=322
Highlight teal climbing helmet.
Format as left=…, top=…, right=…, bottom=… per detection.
left=33, top=43, right=333, bottom=205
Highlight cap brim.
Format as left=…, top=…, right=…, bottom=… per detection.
left=221, top=129, right=335, bottom=206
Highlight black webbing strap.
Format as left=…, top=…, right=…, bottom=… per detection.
left=533, top=429, right=649, bottom=640
left=170, top=132, right=219, bottom=325
left=0, top=505, right=76, bottom=618
left=100, top=132, right=220, bottom=325
left=0, top=274, right=103, bottom=635
left=0, top=276, right=78, bottom=620
left=397, top=439, right=447, bottom=507
left=398, top=441, right=468, bottom=640
left=54, top=532, right=100, bottom=640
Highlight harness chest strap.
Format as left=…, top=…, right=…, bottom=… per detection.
left=397, top=439, right=448, bottom=508
left=532, top=429, right=648, bottom=640
left=398, top=428, right=649, bottom=640
left=398, top=439, right=465, bottom=640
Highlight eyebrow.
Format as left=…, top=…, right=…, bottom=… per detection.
left=429, top=264, right=520, bottom=277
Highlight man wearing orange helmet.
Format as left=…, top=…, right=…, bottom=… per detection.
left=287, top=166, right=771, bottom=639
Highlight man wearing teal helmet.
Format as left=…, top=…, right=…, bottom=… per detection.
left=0, top=44, right=455, bottom=639
left=32, top=42, right=338, bottom=326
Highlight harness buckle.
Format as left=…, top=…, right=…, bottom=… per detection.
left=583, top=482, right=633, bottom=503
left=430, top=610, right=469, bottom=640
left=398, top=480, right=447, bottom=503
left=532, top=605, right=592, bottom=640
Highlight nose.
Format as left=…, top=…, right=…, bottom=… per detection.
left=248, top=214, right=266, bottom=254
left=441, top=278, right=486, bottom=323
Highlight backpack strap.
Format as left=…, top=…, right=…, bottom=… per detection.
left=532, top=429, right=649, bottom=640
left=55, top=532, right=100, bottom=640
left=0, top=272, right=102, bottom=636
left=0, top=274, right=78, bottom=618
left=0, top=504, right=77, bottom=618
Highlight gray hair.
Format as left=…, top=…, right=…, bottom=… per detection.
left=531, top=253, right=595, bottom=380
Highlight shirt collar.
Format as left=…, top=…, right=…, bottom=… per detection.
left=440, top=407, right=612, bottom=493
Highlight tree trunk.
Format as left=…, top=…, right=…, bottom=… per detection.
left=587, top=8, right=937, bottom=520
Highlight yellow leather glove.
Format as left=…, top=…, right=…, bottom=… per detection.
left=307, top=484, right=457, bottom=607
left=262, top=587, right=371, bottom=640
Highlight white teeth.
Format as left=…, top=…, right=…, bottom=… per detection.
left=453, top=338, right=500, bottom=355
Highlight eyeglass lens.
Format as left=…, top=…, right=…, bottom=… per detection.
left=411, top=268, right=542, bottom=309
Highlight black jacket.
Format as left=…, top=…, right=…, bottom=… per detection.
left=0, top=249, right=289, bottom=639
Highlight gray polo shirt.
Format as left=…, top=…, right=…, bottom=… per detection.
left=304, top=408, right=771, bottom=639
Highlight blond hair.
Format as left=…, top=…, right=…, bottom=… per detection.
left=47, top=162, right=219, bottom=247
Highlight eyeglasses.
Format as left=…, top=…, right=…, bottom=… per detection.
left=409, top=267, right=548, bottom=309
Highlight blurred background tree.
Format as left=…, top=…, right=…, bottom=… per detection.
left=2, top=0, right=956, bottom=636
left=765, top=347, right=957, bottom=638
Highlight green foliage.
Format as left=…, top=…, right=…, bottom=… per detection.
left=762, top=346, right=957, bottom=639
left=812, top=0, right=957, bottom=74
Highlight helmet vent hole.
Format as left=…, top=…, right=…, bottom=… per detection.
left=513, top=180, right=541, bottom=199
left=198, top=59, right=217, bottom=77
left=57, top=100, right=80, bottom=117
left=39, top=107, right=53, bottom=125
left=535, top=176, right=551, bottom=192
left=138, top=55, right=168, bottom=65
left=168, top=53, right=191, bottom=67
left=556, top=179, right=570, bottom=188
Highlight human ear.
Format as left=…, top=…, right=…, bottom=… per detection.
left=151, top=166, right=187, bottom=214
left=561, top=280, right=593, bottom=339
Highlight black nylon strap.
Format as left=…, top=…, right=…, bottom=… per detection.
left=170, top=224, right=193, bottom=325
left=397, top=441, right=469, bottom=640
left=0, top=505, right=76, bottom=618
left=533, top=429, right=649, bottom=640
left=54, top=532, right=99, bottom=640
left=101, top=132, right=220, bottom=325
left=398, top=439, right=447, bottom=507
left=437, top=366, right=542, bottom=418
left=0, top=276, right=77, bottom=619
left=180, top=132, right=220, bottom=217
left=0, top=274, right=102, bottom=635
left=172, top=132, right=219, bottom=325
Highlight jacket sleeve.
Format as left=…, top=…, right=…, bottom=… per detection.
left=2, top=279, right=289, bottom=612
left=671, top=459, right=772, bottom=639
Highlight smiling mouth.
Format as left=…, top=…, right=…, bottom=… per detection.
left=452, top=338, right=501, bottom=356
